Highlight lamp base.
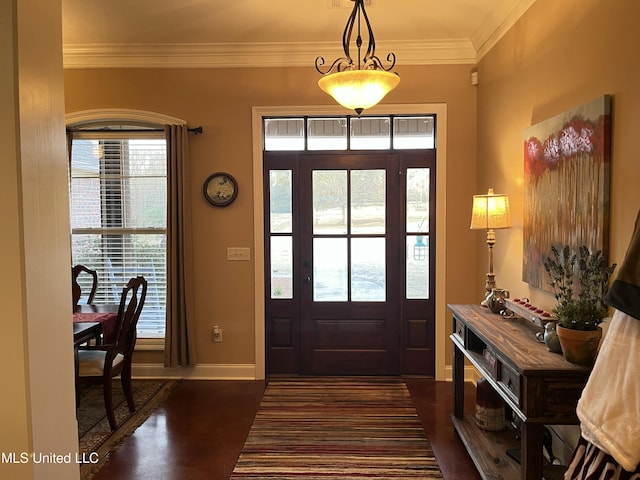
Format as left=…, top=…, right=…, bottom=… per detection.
left=484, top=273, right=496, bottom=298
left=480, top=273, right=496, bottom=306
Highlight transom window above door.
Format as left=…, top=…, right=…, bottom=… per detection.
left=263, top=115, right=435, bottom=151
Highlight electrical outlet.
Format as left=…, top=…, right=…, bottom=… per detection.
left=212, top=325, right=222, bottom=343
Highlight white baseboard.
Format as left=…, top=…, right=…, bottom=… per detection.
left=132, top=363, right=257, bottom=380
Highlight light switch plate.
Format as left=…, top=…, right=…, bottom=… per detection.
left=227, top=247, right=251, bottom=261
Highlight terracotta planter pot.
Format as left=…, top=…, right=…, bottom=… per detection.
left=556, top=324, right=602, bottom=368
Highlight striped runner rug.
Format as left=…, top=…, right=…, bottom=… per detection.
left=231, top=377, right=443, bottom=479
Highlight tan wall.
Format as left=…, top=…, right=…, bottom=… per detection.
left=477, top=0, right=640, bottom=311
left=64, top=63, right=478, bottom=370
left=476, top=0, right=640, bottom=457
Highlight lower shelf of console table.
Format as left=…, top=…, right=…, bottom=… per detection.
left=449, top=304, right=590, bottom=480
left=452, top=415, right=565, bottom=480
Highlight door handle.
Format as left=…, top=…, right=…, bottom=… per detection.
left=303, top=275, right=311, bottom=284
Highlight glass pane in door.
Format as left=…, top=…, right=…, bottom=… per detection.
left=406, top=235, right=429, bottom=299
left=313, top=238, right=348, bottom=301
left=351, top=237, right=386, bottom=301
left=351, top=170, right=386, bottom=234
left=313, top=170, right=347, bottom=234
left=406, top=168, right=430, bottom=233
left=269, top=170, right=292, bottom=233
left=270, top=236, right=293, bottom=299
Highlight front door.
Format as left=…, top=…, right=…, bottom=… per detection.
left=299, top=153, right=400, bottom=374
left=265, top=147, right=435, bottom=376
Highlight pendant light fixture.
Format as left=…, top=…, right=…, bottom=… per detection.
left=315, top=0, right=399, bottom=115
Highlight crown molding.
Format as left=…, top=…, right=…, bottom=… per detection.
left=63, top=39, right=477, bottom=69
left=473, top=0, right=537, bottom=60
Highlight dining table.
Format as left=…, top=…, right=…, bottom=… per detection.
left=73, top=321, right=102, bottom=347
left=73, top=303, right=119, bottom=344
left=73, top=321, right=103, bottom=396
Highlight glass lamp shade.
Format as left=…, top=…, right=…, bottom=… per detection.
left=470, top=188, right=512, bottom=230
left=317, top=69, right=400, bottom=114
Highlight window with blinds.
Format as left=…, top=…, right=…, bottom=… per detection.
left=70, top=129, right=167, bottom=338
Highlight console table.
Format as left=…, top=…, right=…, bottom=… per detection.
left=449, top=304, right=590, bottom=480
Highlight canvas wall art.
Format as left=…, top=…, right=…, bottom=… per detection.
left=522, top=95, right=612, bottom=291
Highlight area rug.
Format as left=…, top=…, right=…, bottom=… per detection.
left=77, top=378, right=179, bottom=480
left=231, top=377, right=443, bottom=479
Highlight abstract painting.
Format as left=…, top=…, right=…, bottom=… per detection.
left=522, top=95, right=612, bottom=291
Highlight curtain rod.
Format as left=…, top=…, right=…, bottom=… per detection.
left=66, top=126, right=203, bottom=135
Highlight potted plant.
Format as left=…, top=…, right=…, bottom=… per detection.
left=543, top=245, right=617, bottom=367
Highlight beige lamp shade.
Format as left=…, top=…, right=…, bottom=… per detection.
left=470, top=188, right=512, bottom=230
left=317, top=69, right=400, bottom=115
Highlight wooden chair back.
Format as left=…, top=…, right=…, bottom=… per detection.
left=112, top=276, right=148, bottom=356
left=72, top=264, right=98, bottom=306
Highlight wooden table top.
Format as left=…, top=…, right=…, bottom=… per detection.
left=73, top=321, right=102, bottom=347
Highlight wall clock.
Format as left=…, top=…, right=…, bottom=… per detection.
left=203, top=172, right=238, bottom=207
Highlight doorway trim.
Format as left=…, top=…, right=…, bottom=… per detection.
left=251, top=104, right=448, bottom=380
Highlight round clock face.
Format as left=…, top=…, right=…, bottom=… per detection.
left=203, top=172, right=238, bottom=207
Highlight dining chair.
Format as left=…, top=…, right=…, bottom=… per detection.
left=76, top=275, right=147, bottom=430
left=72, top=264, right=99, bottom=307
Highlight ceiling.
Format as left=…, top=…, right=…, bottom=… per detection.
left=61, top=0, right=536, bottom=68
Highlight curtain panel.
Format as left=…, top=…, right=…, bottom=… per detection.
left=164, top=124, right=197, bottom=367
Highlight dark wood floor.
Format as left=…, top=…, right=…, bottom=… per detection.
left=92, top=378, right=482, bottom=480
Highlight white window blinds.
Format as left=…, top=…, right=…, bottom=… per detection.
left=70, top=130, right=167, bottom=338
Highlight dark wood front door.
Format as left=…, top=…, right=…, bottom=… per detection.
left=299, top=153, right=400, bottom=374
left=265, top=150, right=436, bottom=376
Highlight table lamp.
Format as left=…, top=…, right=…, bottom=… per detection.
left=470, top=188, right=512, bottom=297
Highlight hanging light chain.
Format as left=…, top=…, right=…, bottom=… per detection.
left=315, top=0, right=396, bottom=75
